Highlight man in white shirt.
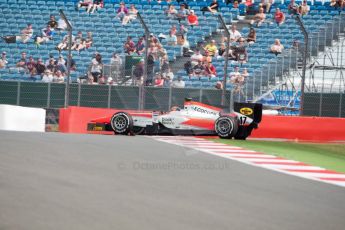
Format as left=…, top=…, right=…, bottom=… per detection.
left=190, top=49, right=203, bottom=67
left=53, top=70, right=65, bottom=83
left=0, top=52, right=8, bottom=69
left=229, top=25, right=242, bottom=43
left=171, top=76, right=185, bottom=88
left=229, top=66, right=242, bottom=83
left=16, top=24, right=33, bottom=43
left=42, top=70, right=54, bottom=83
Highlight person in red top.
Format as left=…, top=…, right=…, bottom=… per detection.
left=187, top=10, right=198, bottom=27
left=154, top=73, right=164, bottom=87
left=274, top=8, right=285, bottom=26
left=204, top=62, right=217, bottom=78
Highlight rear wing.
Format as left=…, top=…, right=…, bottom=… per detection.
left=234, top=102, right=262, bottom=124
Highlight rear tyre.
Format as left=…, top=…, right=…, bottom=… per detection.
left=110, top=112, right=133, bottom=135
left=215, top=116, right=238, bottom=139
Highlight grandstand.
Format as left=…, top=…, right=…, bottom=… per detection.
left=0, top=0, right=344, bottom=114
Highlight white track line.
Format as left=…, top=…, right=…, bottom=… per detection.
left=150, top=136, right=345, bottom=188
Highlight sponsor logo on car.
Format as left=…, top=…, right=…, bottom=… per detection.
left=162, top=118, right=174, bottom=125
left=240, top=107, right=253, bottom=116
left=191, top=106, right=218, bottom=116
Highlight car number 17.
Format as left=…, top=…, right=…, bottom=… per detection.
left=239, top=116, right=247, bottom=125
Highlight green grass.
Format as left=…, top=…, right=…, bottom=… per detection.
left=211, top=139, right=345, bottom=173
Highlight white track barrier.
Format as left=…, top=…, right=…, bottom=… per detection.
left=0, top=105, right=45, bottom=132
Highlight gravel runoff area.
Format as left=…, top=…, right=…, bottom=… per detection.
left=0, top=131, right=344, bottom=230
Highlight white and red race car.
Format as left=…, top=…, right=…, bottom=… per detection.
left=87, top=99, right=262, bottom=139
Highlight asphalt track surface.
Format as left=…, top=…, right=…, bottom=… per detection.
left=0, top=131, right=344, bottom=230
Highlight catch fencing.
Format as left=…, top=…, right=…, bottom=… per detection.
left=0, top=81, right=232, bottom=111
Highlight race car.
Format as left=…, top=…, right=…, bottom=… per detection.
left=87, top=99, right=262, bottom=139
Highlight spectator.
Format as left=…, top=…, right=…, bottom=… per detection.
left=160, top=55, right=170, bottom=74
left=165, top=4, right=177, bottom=19
left=35, top=25, right=54, bottom=46
left=35, top=58, right=46, bottom=75
left=124, top=36, right=136, bottom=55
left=215, top=81, right=223, bottom=90
left=110, top=52, right=122, bottom=80
left=234, top=38, right=248, bottom=64
left=231, top=67, right=245, bottom=93
left=246, top=27, right=256, bottom=44
left=96, top=76, right=105, bottom=84
left=71, top=31, right=86, bottom=51
left=168, top=26, right=177, bottom=39
left=202, top=50, right=213, bottom=63
left=56, top=34, right=75, bottom=52
left=88, top=0, right=103, bottom=14
left=41, top=69, right=54, bottom=83
left=203, top=40, right=218, bottom=57
left=288, top=0, right=299, bottom=15
left=244, top=0, right=254, bottom=8
left=16, top=52, right=27, bottom=71
left=53, top=70, right=65, bottom=83
left=270, top=39, right=284, bottom=55
left=204, top=62, right=217, bottom=78
left=229, top=25, right=242, bottom=43
left=184, top=61, right=193, bottom=76
left=135, top=36, right=145, bottom=55
left=57, top=18, right=69, bottom=31
left=26, top=56, right=37, bottom=75
left=242, top=68, right=249, bottom=79
left=217, top=43, right=226, bottom=57
left=87, top=73, right=95, bottom=84
left=201, top=0, right=219, bottom=15
left=171, top=76, right=185, bottom=88
left=107, top=76, right=114, bottom=85
left=47, top=15, right=58, bottom=30
left=157, top=44, right=167, bottom=59
left=133, top=59, right=144, bottom=85
left=154, top=73, right=164, bottom=87
left=162, top=67, right=174, bottom=81
left=85, top=32, right=93, bottom=49
left=76, top=0, right=93, bottom=11
left=122, top=4, right=138, bottom=25
left=230, top=66, right=242, bottom=83
left=69, top=54, right=77, bottom=71
left=252, top=7, right=266, bottom=27
left=46, top=58, right=56, bottom=73
left=116, top=2, right=129, bottom=22
left=165, top=31, right=177, bottom=46
left=259, top=0, right=274, bottom=13
left=190, top=49, right=203, bottom=66
left=16, top=24, right=33, bottom=43
left=274, top=8, right=285, bottom=26
left=187, top=10, right=199, bottom=27
left=177, top=24, right=188, bottom=41
left=0, top=52, right=8, bottom=69
left=148, top=43, right=158, bottom=60
left=192, top=60, right=204, bottom=77
left=90, top=53, right=103, bottom=82
left=56, top=55, right=67, bottom=74
left=299, top=0, right=310, bottom=15
left=148, top=33, right=160, bottom=47
left=163, top=74, right=173, bottom=87
left=233, top=1, right=239, bottom=8
left=176, top=4, right=189, bottom=23
left=45, top=54, right=55, bottom=67
left=146, top=53, right=156, bottom=86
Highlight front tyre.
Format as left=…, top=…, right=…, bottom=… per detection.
left=110, top=112, right=133, bottom=135
left=215, top=116, right=238, bottom=139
